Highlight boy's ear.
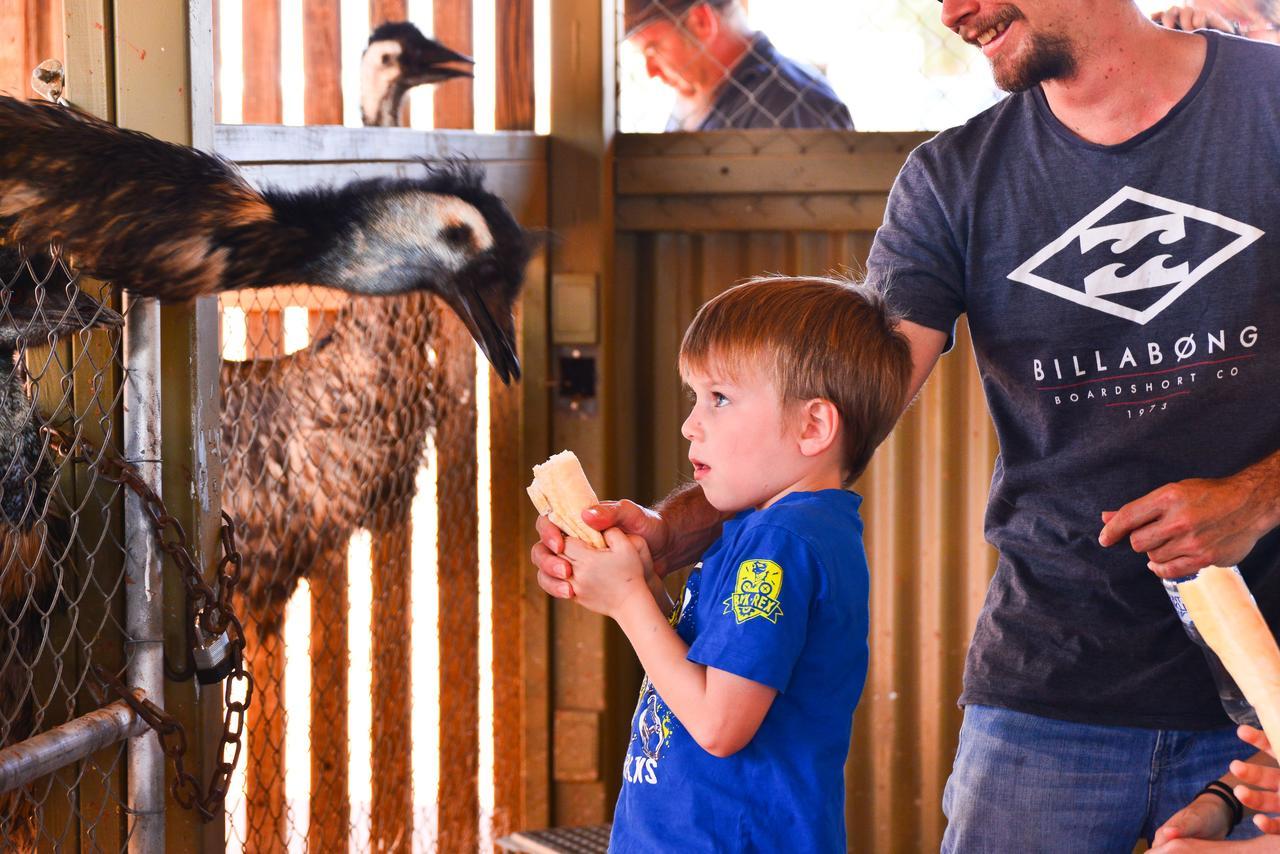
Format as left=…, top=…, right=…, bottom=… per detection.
left=795, top=398, right=840, bottom=458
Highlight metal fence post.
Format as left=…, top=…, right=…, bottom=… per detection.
left=123, top=296, right=165, bottom=853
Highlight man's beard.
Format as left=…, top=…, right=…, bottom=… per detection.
left=993, top=31, right=1077, bottom=92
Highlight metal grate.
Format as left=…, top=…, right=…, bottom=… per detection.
left=617, top=0, right=1003, bottom=132
left=0, top=244, right=134, bottom=852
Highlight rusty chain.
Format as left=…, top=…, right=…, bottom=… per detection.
left=46, top=425, right=255, bottom=824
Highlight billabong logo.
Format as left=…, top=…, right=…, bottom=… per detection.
left=1008, top=187, right=1263, bottom=324
left=724, top=559, right=784, bottom=624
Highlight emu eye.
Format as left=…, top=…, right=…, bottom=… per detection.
left=381, top=53, right=394, bottom=66
left=441, top=222, right=476, bottom=251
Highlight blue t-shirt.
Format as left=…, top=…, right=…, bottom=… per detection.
left=867, top=32, right=1280, bottom=729
left=609, top=489, right=869, bottom=853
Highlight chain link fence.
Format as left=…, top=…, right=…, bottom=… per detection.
left=618, top=0, right=1003, bottom=132
left=219, top=283, right=452, bottom=852
left=0, top=243, right=136, bottom=851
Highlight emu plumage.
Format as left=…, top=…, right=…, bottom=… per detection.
left=0, top=96, right=528, bottom=382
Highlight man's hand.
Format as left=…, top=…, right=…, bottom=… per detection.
left=1099, top=463, right=1280, bottom=578
left=1152, top=793, right=1235, bottom=849
left=1152, top=6, right=1235, bottom=33
left=532, top=500, right=671, bottom=599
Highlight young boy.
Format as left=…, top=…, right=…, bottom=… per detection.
left=559, top=275, right=913, bottom=852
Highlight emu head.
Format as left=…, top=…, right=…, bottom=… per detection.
left=360, top=22, right=473, bottom=127
left=0, top=247, right=124, bottom=351
left=310, top=164, right=533, bottom=383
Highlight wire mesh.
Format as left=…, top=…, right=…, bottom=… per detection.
left=617, top=0, right=1003, bottom=132
left=219, top=284, right=451, bottom=852
left=0, top=243, right=134, bottom=852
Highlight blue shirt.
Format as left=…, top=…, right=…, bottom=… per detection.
left=866, top=32, right=1280, bottom=728
left=609, top=489, right=869, bottom=853
left=666, top=34, right=854, bottom=132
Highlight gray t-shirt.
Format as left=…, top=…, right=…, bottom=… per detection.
left=868, top=32, right=1280, bottom=729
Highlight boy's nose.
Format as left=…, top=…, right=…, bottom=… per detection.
left=681, top=411, right=699, bottom=441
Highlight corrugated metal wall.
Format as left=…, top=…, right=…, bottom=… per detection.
left=614, top=132, right=999, bottom=852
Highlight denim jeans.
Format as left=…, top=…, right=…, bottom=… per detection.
left=941, top=705, right=1262, bottom=853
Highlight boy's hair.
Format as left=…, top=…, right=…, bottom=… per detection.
left=679, top=275, right=913, bottom=484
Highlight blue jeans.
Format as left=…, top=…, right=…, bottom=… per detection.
left=941, top=705, right=1262, bottom=853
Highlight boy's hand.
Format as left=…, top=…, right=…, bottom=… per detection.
left=563, top=527, right=653, bottom=619
left=1151, top=795, right=1234, bottom=847
left=533, top=500, right=671, bottom=599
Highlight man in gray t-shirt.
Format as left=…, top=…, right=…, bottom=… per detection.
left=866, top=2, right=1280, bottom=850
left=534, top=1, right=1280, bottom=849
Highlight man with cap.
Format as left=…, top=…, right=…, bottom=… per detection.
left=623, top=0, right=853, bottom=131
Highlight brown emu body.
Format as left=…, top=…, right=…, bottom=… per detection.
left=220, top=292, right=445, bottom=620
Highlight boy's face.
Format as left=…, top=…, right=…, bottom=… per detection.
left=680, top=362, right=809, bottom=513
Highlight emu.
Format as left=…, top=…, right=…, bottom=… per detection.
left=0, top=247, right=123, bottom=852
left=0, top=95, right=528, bottom=382
left=218, top=24, right=507, bottom=846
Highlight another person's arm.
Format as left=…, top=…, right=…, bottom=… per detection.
left=1099, top=449, right=1280, bottom=578
left=563, top=529, right=776, bottom=756
left=1152, top=5, right=1236, bottom=34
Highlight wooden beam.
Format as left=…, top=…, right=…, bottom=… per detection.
left=490, top=301, right=524, bottom=840
left=309, top=549, right=351, bottom=853
left=615, top=193, right=889, bottom=233
left=214, top=123, right=544, bottom=164
left=616, top=152, right=908, bottom=195
left=369, top=508, right=414, bottom=851
left=0, top=0, right=24, bottom=98
left=496, top=0, right=535, bottom=131
left=25, top=0, right=63, bottom=74
left=242, top=0, right=282, bottom=124
left=614, top=129, right=934, bottom=159
left=435, top=326, right=480, bottom=852
left=432, top=0, right=473, bottom=128
left=370, top=0, right=407, bottom=25
left=303, top=0, right=343, bottom=125
left=243, top=617, right=288, bottom=854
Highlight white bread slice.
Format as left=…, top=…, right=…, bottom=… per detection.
left=527, top=450, right=606, bottom=549
left=1179, top=565, right=1280, bottom=739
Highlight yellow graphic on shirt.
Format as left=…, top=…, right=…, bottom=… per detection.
left=723, top=559, right=784, bottom=624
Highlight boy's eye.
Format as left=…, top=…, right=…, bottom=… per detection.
left=712, top=392, right=728, bottom=407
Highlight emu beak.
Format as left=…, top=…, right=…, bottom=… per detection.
left=441, top=288, right=521, bottom=385
left=405, top=42, right=474, bottom=86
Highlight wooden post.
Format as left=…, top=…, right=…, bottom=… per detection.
left=432, top=0, right=479, bottom=845
left=242, top=0, right=282, bottom=123
left=496, top=0, right=534, bottom=131
left=433, top=0, right=473, bottom=129
left=243, top=616, right=289, bottom=854
left=303, top=0, right=343, bottom=124
left=309, top=547, right=351, bottom=853
left=435, top=323, right=481, bottom=852
left=369, top=509, right=414, bottom=850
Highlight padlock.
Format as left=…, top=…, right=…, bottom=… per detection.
left=192, top=623, right=241, bottom=685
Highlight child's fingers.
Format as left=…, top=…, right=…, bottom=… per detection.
left=626, top=533, right=654, bottom=565
left=1255, top=812, right=1280, bottom=835
left=603, top=526, right=637, bottom=553
left=1235, top=783, right=1280, bottom=816
left=1239, top=725, right=1275, bottom=758
left=1230, top=759, right=1280, bottom=788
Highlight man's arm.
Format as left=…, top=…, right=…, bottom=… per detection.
left=1099, top=449, right=1280, bottom=578
left=897, top=319, right=950, bottom=412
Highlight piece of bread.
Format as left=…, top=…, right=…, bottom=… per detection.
left=1179, top=565, right=1280, bottom=739
left=527, top=450, right=606, bottom=549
